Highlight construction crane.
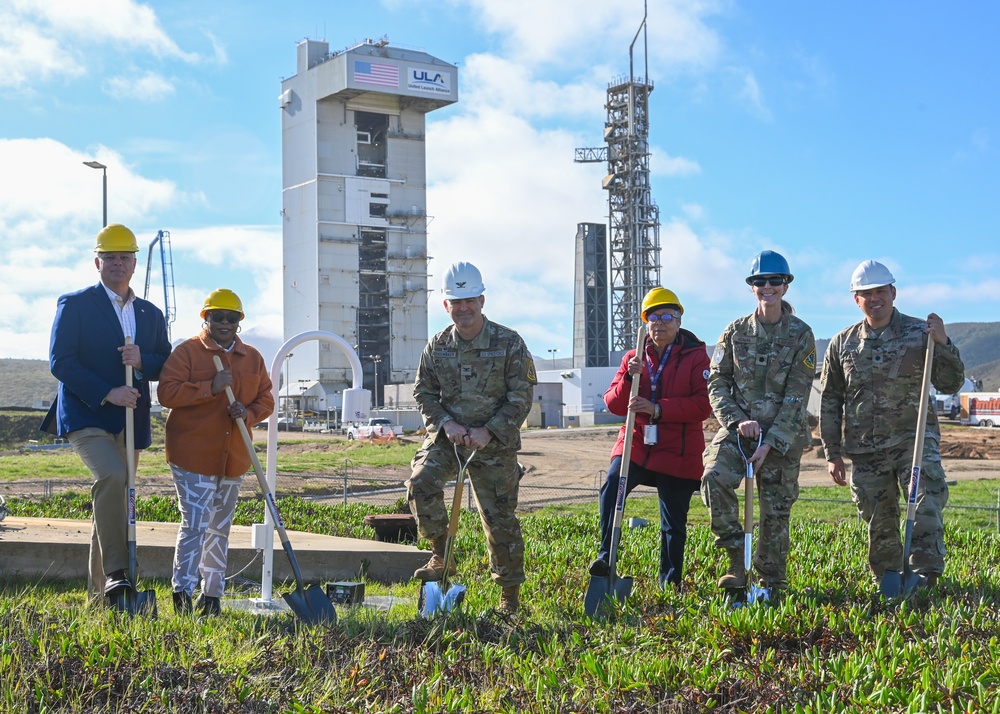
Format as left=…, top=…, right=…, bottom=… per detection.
left=143, top=230, right=177, bottom=341
left=575, top=1, right=660, bottom=353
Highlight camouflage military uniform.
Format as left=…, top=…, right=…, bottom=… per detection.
left=406, top=316, right=536, bottom=586
left=701, top=312, right=816, bottom=588
left=820, top=308, right=965, bottom=579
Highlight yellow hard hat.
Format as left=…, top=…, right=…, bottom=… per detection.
left=641, top=287, right=684, bottom=321
left=201, top=288, right=244, bottom=320
left=93, top=224, right=139, bottom=253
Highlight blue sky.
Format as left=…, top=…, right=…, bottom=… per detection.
left=1, top=0, right=997, bottom=370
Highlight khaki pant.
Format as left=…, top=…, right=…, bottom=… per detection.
left=68, top=427, right=137, bottom=602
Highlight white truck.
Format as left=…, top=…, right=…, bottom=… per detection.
left=345, top=417, right=403, bottom=441
left=959, top=392, right=1000, bottom=427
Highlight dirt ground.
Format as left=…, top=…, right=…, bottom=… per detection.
left=2, top=421, right=998, bottom=500
left=272, top=420, right=1000, bottom=491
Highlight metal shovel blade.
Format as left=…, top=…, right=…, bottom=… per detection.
left=282, top=584, right=337, bottom=625
left=584, top=574, right=634, bottom=620
left=110, top=589, right=158, bottom=618
left=902, top=571, right=928, bottom=595
left=420, top=581, right=467, bottom=617
left=879, top=570, right=903, bottom=599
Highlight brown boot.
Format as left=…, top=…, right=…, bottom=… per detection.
left=499, top=585, right=520, bottom=613
left=718, top=547, right=747, bottom=589
left=413, top=536, right=457, bottom=581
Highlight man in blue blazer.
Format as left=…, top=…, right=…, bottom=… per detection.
left=42, top=224, right=172, bottom=604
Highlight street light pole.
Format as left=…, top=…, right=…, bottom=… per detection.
left=83, top=161, right=108, bottom=227
left=547, top=348, right=560, bottom=369
left=284, top=353, right=293, bottom=429
left=368, top=355, right=382, bottom=410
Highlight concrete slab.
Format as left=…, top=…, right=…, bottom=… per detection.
left=0, top=517, right=426, bottom=585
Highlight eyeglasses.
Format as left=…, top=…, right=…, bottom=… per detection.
left=209, top=311, right=241, bottom=324
left=647, top=313, right=679, bottom=324
left=751, top=277, right=786, bottom=288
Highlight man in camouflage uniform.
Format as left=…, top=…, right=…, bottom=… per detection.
left=702, top=251, right=816, bottom=594
left=406, top=261, right=536, bottom=613
left=820, top=260, right=965, bottom=585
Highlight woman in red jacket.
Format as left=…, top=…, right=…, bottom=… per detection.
left=157, top=289, right=274, bottom=616
left=589, top=288, right=713, bottom=590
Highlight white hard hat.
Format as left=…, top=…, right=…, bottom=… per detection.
left=850, top=260, right=895, bottom=292
left=441, top=261, right=485, bottom=299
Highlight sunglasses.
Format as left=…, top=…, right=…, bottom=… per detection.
left=209, top=311, right=241, bottom=324
left=751, top=277, right=786, bottom=288
left=647, top=313, right=679, bottom=324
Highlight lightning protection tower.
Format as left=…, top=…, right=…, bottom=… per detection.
left=575, top=4, right=660, bottom=353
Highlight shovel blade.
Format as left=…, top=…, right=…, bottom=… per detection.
left=584, top=575, right=611, bottom=619
left=283, top=585, right=337, bottom=625
left=110, top=589, right=158, bottom=618
left=902, top=572, right=927, bottom=595
left=420, top=581, right=466, bottom=617
left=879, top=569, right=902, bottom=599
left=584, top=574, right=633, bottom=620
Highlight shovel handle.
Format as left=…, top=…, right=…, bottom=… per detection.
left=212, top=355, right=307, bottom=592
left=124, top=336, right=138, bottom=580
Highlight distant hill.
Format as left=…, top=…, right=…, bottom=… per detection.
left=2, top=320, right=997, bottom=407
left=0, top=359, right=57, bottom=408
left=814, top=321, right=999, bottom=390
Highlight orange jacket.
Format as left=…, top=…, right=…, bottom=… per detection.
left=157, top=330, right=274, bottom=477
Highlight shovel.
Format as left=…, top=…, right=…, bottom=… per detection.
left=110, top=336, right=158, bottom=617
left=213, top=356, right=337, bottom=625
left=584, top=324, right=645, bottom=620
left=880, top=340, right=935, bottom=599
left=421, top=444, right=476, bottom=617
left=733, top=433, right=768, bottom=606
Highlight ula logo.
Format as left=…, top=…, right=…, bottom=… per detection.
left=412, top=70, right=445, bottom=85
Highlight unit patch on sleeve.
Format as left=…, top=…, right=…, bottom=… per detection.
left=803, top=348, right=817, bottom=371
left=711, top=344, right=725, bottom=365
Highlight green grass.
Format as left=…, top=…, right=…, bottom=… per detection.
left=3, top=484, right=1000, bottom=712
left=0, top=439, right=419, bottom=481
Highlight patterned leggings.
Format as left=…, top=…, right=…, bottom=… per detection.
left=170, top=464, right=243, bottom=597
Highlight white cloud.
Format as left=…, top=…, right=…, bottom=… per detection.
left=466, top=0, right=724, bottom=72
left=650, top=146, right=701, bottom=176
left=728, top=66, right=771, bottom=121
left=0, top=138, right=193, bottom=359
left=0, top=0, right=198, bottom=89
left=103, top=71, right=176, bottom=101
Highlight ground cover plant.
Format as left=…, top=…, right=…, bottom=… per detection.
left=3, top=482, right=1000, bottom=712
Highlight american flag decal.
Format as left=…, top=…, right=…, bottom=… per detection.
left=354, top=61, right=399, bottom=88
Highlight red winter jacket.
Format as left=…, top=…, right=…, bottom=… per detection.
left=605, top=329, right=712, bottom=482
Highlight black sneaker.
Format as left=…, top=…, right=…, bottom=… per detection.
left=104, top=570, right=132, bottom=596
left=172, top=591, right=193, bottom=615
left=588, top=558, right=609, bottom=577
left=196, top=594, right=222, bottom=617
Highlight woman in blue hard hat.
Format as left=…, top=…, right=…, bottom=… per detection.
left=157, top=289, right=274, bottom=616
left=588, top=287, right=713, bottom=591
left=700, top=250, right=816, bottom=599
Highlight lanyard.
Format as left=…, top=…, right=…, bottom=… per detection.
left=645, top=343, right=673, bottom=396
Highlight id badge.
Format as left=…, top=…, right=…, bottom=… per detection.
left=643, top=424, right=658, bottom=445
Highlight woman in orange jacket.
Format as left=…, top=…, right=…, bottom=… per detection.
left=157, top=289, right=274, bottom=615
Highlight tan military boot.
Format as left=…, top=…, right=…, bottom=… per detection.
left=413, top=536, right=457, bottom=581
left=717, top=547, right=747, bottom=589
left=499, top=585, right=520, bottom=613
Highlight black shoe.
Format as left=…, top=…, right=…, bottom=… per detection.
left=104, top=570, right=132, bottom=596
left=172, top=591, right=193, bottom=615
left=588, top=558, right=609, bottom=577
left=196, top=594, right=222, bottom=617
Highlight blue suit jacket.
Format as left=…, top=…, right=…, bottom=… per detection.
left=42, top=283, right=172, bottom=449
